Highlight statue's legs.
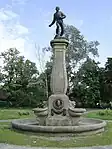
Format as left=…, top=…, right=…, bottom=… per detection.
left=55, top=22, right=64, bottom=37
left=56, top=23, right=59, bottom=36
left=60, top=22, right=64, bottom=36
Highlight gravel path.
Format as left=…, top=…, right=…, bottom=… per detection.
left=0, top=143, right=112, bottom=149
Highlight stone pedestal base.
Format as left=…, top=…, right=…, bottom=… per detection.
left=46, top=94, right=71, bottom=126
left=46, top=115, right=72, bottom=126
left=47, top=94, right=69, bottom=116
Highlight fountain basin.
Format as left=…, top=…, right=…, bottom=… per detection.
left=33, top=107, right=86, bottom=126
left=68, top=108, right=86, bottom=125
left=68, top=108, right=86, bottom=117
left=11, top=118, right=106, bottom=136
left=33, top=108, right=48, bottom=125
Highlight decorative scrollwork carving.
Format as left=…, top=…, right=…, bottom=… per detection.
left=51, top=109, right=54, bottom=116
left=63, top=109, right=66, bottom=116
left=53, top=99, right=64, bottom=110
left=51, top=108, right=66, bottom=116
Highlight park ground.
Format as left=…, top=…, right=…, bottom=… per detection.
left=0, top=108, right=112, bottom=147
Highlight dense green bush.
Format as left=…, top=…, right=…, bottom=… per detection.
left=98, top=109, right=112, bottom=116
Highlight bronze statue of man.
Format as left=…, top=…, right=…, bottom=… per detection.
left=49, top=6, right=66, bottom=38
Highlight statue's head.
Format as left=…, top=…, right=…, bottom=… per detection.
left=55, top=6, right=60, bottom=12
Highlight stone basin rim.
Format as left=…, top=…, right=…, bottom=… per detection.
left=68, top=108, right=86, bottom=113
left=33, top=108, right=48, bottom=112
left=11, top=118, right=106, bottom=133
left=33, top=108, right=86, bottom=113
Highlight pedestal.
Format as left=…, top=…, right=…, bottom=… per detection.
left=46, top=38, right=70, bottom=126
left=50, top=38, right=69, bottom=94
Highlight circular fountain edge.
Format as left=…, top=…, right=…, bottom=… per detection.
left=11, top=118, right=106, bottom=136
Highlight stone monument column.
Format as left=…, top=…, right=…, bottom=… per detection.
left=50, top=38, right=69, bottom=94
left=46, top=38, right=72, bottom=126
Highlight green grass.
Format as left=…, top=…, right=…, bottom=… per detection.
left=0, top=121, right=111, bottom=147
left=0, top=108, right=34, bottom=120
left=84, top=109, right=112, bottom=120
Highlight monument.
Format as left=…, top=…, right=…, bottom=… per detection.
left=46, top=6, right=86, bottom=126
left=46, top=38, right=71, bottom=126
left=12, top=7, right=106, bottom=135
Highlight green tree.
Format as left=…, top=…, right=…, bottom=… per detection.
left=70, top=58, right=101, bottom=107
left=103, top=58, right=112, bottom=104
left=0, top=48, right=44, bottom=107
left=64, top=25, right=99, bottom=93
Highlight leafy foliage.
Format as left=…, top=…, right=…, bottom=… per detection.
left=103, top=58, right=112, bottom=103
left=70, top=58, right=101, bottom=107
left=0, top=48, right=45, bottom=107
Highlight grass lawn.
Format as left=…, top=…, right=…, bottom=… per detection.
left=0, top=108, right=34, bottom=120
left=0, top=121, right=111, bottom=147
left=84, top=109, right=112, bottom=120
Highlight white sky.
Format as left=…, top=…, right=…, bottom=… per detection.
left=0, top=3, right=50, bottom=73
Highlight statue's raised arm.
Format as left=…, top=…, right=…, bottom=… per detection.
left=49, top=6, right=66, bottom=38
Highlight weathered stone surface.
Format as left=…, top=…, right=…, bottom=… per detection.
left=50, top=38, right=69, bottom=94
left=33, top=108, right=48, bottom=125
left=69, top=100, right=76, bottom=108
left=46, top=115, right=72, bottom=126
left=46, top=93, right=70, bottom=126
left=47, top=94, right=69, bottom=115
left=46, top=38, right=71, bottom=126
left=12, top=118, right=106, bottom=135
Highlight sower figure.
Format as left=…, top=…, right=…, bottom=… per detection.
left=49, top=6, right=66, bottom=38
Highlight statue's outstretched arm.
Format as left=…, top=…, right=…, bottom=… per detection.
left=49, top=14, right=55, bottom=27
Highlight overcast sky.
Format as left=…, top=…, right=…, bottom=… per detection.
left=0, top=0, right=112, bottom=69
